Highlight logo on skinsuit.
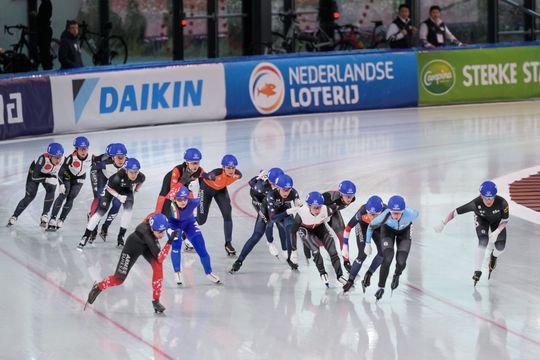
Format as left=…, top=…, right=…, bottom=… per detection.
left=249, top=62, right=285, bottom=114
left=421, top=59, right=456, bottom=95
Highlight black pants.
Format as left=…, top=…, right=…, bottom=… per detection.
left=13, top=175, right=56, bottom=218
left=378, top=225, right=412, bottom=288
left=297, top=224, right=343, bottom=278
left=50, top=180, right=83, bottom=221
left=38, top=26, right=53, bottom=70
left=475, top=215, right=507, bottom=252
left=197, top=183, right=233, bottom=243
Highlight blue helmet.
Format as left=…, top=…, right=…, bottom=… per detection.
left=388, top=195, right=406, bottom=212
left=106, top=143, right=116, bottom=156
left=125, top=158, right=141, bottom=171
left=109, top=143, right=127, bottom=156
left=47, top=143, right=64, bottom=157
left=338, top=180, right=356, bottom=196
left=267, top=167, right=284, bottom=185
left=306, top=191, right=324, bottom=206
left=174, top=185, right=190, bottom=199
left=184, top=148, right=202, bottom=162
left=149, top=213, right=169, bottom=232
left=221, top=154, right=238, bottom=167
left=275, top=174, right=293, bottom=190
left=365, top=195, right=384, bottom=214
left=480, top=181, right=497, bottom=198
left=73, top=136, right=90, bottom=148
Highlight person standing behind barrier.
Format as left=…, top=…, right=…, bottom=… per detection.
left=37, top=0, right=53, bottom=70
left=386, top=4, right=417, bottom=49
left=59, top=20, right=83, bottom=69
left=419, top=5, right=462, bottom=48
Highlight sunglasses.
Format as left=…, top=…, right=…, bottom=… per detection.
left=310, top=205, right=322, bottom=210
left=481, top=196, right=495, bottom=201
left=187, top=161, right=200, bottom=165
left=176, top=197, right=189, bottom=202
left=224, top=166, right=236, bottom=170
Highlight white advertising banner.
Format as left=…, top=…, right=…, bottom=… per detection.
left=51, top=63, right=226, bottom=133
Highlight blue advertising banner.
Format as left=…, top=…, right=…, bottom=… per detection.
left=224, top=52, right=418, bottom=119
left=0, top=77, right=53, bottom=140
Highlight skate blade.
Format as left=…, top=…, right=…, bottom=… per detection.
left=488, top=271, right=492, bottom=280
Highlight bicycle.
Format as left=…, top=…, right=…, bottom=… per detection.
left=78, top=21, right=128, bottom=66
left=3, top=24, right=60, bottom=72
left=269, top=12, right=336, bottom=54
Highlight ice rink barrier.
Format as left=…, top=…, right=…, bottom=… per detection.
left=224, top=51, right=418, bottom=119
left=1, top=42, right=539, bottom=141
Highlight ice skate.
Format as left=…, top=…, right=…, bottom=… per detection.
left=77, top=235, right=89, bottom=251
left=117, top=235, right=124, bottom=248
left=343, top=279, right=354, bottom=293
left=375, top=287, right=385, bottom=301
left=320, top=273, right=329, bottom=287
left=391, top=274, right=400, bottom=291
left=152, top=300, right=166, bottom=314
left=337, top=275, right=348, bottom=285
left=6, top=216, right=17, bottom=227
left=46, top=218, right=58, bottom=232
left=229, top=260, right=242, bottom=274
left=84, top=282, right=101, bottom=310
left=361, top=271, right=372, bottom=294
left=89, top=229, right=97, bottom=246
left=488, top=252, right=497, bottom=279
left=267, top=242, right=280, bottom=260
left=473, top=271, right=482, bottom=286
left=183, top=234, right=194, bottom=252
left=174, top=271, right=183, bottom=285
left=225, top=242, right=236, bottom=256
left=56, top=219, right=64, bottom=229
left=286, top=258, right=299, bottom=271
left=206, top=273, right=221, bottom=284
left=40, top=214, right=49, bottom=229
left=99, top=226, right=108, bottom=242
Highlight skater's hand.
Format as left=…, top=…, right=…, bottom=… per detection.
left=341, top=244, right=349, bottom=261
left=433, top=221, right=445, bottom=233
left=286, top=206, right=300, bottom=216
left=116, top=194, right=127, bottom=203
left=364, top=243, right=372, bottom=256
left=256, top=169, right=268, bottom=181
left=59, top=183, right=66, bottom=195
left=290, top=250, right=298, bottom=264
left=167, top=230, right=178, bottom=243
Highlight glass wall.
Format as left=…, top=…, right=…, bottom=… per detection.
left=419, top=0, right=489, bottom=44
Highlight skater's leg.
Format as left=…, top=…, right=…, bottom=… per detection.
left=214, top=188, right=233, bottom=244
left=12, top=177, right=39, bottom=218
left=186, top=222, right=212, bottom=274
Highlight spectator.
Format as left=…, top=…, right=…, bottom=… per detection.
left=59, top=20, right=83, bottom=69
left=37, top=0, right=53, bottom=70
left=386, top=4, right=417, bottom=49
left=419, top=5, right=463, bottom=47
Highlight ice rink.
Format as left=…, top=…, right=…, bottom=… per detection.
left=1, top=100, right=540, bottom=360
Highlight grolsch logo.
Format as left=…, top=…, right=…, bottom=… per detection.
left=421, top=60, right=455, bottom=95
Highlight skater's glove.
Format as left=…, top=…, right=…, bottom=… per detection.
left=433, top=221, right=445, bottom=233
left=206, top=172, right=216, bottom=181
left=294, top=199, right=303, bottom=207
left=341, top=244, right=349, bottom=261
left=256, top=169, right=268, bottom=181
left=286, top=206, right=301, bottom=216
left=116, top=194, right=127, bottom=203
left=489, top=229, right=502, bottom=243
left=45, top=177, right=58, bottom=185
left=59, top=183, right=66, bottom=195
left=166, top=229, right=178, bottom=243
left=364, top=243, right=372, bottom=256
left=290, top=250, right=298, bottom=264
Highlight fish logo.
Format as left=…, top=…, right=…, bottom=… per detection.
left=249, top=63, right=285, bottom=114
